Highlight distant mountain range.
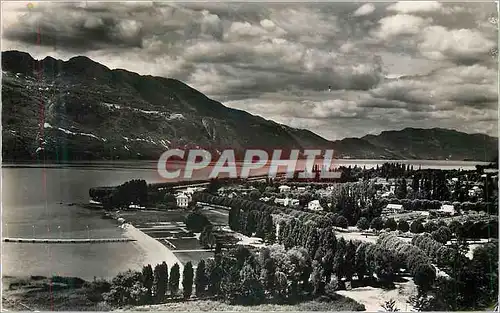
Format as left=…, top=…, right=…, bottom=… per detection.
left=2, top=50, right=498, bottom=162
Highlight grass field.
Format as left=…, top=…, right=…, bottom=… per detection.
left=167, top=238, right=204, bottom=250
left=173, top=251, right=214, bottom=266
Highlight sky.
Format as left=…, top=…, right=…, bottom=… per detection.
left=1, top=1, right=498, bottom=140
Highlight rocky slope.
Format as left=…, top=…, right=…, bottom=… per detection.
left=2, top=50, right=497, bottom=162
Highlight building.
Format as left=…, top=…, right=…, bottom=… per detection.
left=259, top=196, right=272, bottom=202
left=297, top=186, right=306, bottom=192
left=383, top=203, right=404, bottom=214
left=308, top=200, right=323, bottom=211
left=275, top=197, right=299, bottom=207
left=278, top=185, right=291, bottom=193
left=438, top=204, right=456, bottom=216
left=381, top=191, right=395, bottom=198
left=176, top=193, right=189, bottom=208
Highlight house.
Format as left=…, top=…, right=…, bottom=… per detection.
left=275, top=197, right=299, bottom=207
left=439, top=204, right=456, bottom=216
left=278, top=185, right=291, bottom=193
left=259, top=196, right=271, bottom=202
left=383, top=203, right=404, bottom=214
left=308, top=200, right=323, bottom=211
left=381, top=191, right=394, bottom=198
left=176, top=193, right=189, bottom=208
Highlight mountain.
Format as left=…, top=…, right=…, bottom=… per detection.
left=2, top=50, right=497, bottom=162
left=1, top=50, right=334, bottom=161
left=332, top=128, right=498, bottom=161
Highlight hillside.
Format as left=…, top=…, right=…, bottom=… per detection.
left=2, top=50, right=497, bottom=162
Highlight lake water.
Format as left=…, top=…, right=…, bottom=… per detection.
left=1, top=160, right=487, bottom=280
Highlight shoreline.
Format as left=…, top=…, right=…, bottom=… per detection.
left=120, top=223, right=184, bottom=273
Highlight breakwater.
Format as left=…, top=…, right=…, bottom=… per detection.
left=3, top=237, right=136, bottom=244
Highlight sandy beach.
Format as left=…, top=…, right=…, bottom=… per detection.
left=121, top=223, right=184, bottom=273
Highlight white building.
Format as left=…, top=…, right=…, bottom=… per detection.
left=278, top=185, right=291, bottom=193
left=259, top=196, right=272, bottom=202
left=439, top=204, right=456, bottom=216
left=381, top=191, right=395, bottom=198
left=176, top=194, right=189, bottom=208
left=382, top=203, right=404, bottom=215
left=275, top=197, right=299, bottom=207
left=308, top=200, right=323, bottom=211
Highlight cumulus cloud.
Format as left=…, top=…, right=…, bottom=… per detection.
left=1, top=1, right=497, bottom=139
left=419, top=26, right=496, bottom=64
left=387, top=1, right=443, bottom=14
left=353, top=3, right=375, bottom=17
left=374, top=14, right=433, bottom=39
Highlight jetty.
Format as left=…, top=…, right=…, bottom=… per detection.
left=3, top=237, right=136, bottom=244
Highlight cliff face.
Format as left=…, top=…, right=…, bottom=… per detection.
left=2, top=50, right=498, bottom=162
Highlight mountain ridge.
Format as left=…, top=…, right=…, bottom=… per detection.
left=2, top=50, right=497, bottom=162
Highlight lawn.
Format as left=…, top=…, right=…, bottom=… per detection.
left=173, top=251, right=214, bottom=266
left=200, top=208, right=229, bottom=225
left=167, top=238, right=204, bottom=250
left=118, top=209, right=189, bottom=226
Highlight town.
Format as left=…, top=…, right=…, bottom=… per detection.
left=83, top=161, right=498, bottom=311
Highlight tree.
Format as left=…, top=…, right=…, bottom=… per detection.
left=141, top=264, right=154, bottom=303
left=104, top=270, right=149, bottom=306
left=411, top=220, right=424, bottom=234
left=260, top=257, right=276, bottom=295
left=169, top=263, right=180, bottom=296
left=153, top=263, right=168, bottom=303
left=395, top=178, right=408, bottom=199
left=200, top=226, right=217, bottom=249
left=384, top=218, right=398, bottom=231
left=432, top=226, right=452, bottom=244
left=182, top=262, right=194, bottom=299
left=195, top=260, right=208, bottom=297
left=186, top=211, right=211, bottom=232
left=206, top=259, right=222, bottom=296
left=356, top=217, right=370, bottom=230
left=336, top=216, right=349, bottom=229
left=371, top=217, right=384, bottom=231
left=228, top=207, right=241, bottom=231
left=249, top=190, right=261, bottom=200
left=414, top=263, right=436, bottom=294
left=398, top=220, right=410, bottom=233
left=425, top=221, right=438, bottom=233
left=239, top=260, right=265, bottom=304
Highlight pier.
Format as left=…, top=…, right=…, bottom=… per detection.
left=3, top=237, right=136, bottom=244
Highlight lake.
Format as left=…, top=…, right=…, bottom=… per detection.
left=1, top=160, right=487, bottom=280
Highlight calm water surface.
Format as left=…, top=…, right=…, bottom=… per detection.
left=1, top=160, right=486, bottom=280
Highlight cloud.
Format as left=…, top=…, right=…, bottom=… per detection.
left=387, top=1, right=443, bottom=14
left=374, top=14, right=433, bottom=40
left=418, top=26, right=496, bottom=64
left=1, top=2, right=497, bottom=140
left=353, top=3, right=375, bottom=17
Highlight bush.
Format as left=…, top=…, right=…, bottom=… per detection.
left=356, top=217, right=370, bottom=230
left=384, top=218, right=398, bottom=231
left=85, top=279, right=111, bottom=303
left=398, top=220, right=410, bottom=233
left=370, top=217, right=384, bottom=231
left=410, top=220, right=424, bottom=234
left=336, top=216, right=349, bottom=229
